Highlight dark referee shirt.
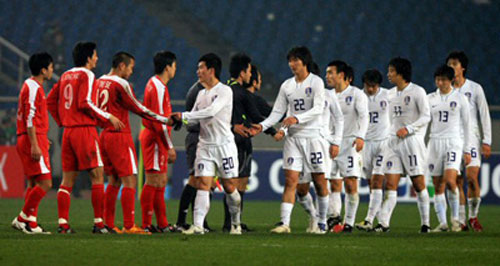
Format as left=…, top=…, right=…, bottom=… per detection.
left=185, top=81, right=204, bottom=133
left=249, top=92, right=277, bottom=136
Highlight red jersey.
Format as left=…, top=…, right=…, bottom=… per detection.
left=94, top=74, right=169, bottom=133
left=142, top=76, right=173, bottom=148
left=16, top=78, right=49, bottom=135
left=47, top=67, right=111, bottom=127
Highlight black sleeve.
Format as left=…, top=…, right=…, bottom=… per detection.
left=241, top=89, right=266, bottom=123
left=254, top=94, right=273, bottom=117
left=185, top=81, right=202, bottom=132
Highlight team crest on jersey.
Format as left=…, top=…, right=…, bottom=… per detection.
left=465, top=92, right=472, bottom=99
left=429, top=164, right=434, bottom=172
left=345, top=96, right=353, bottom=105
left=198, top=163, right=204, bottom=171
left=404, top=96, right=411, bottom=105
left=211, top=95, right=218, bottom=102
left=386, top=161, right=393, bottom=169
left=305, top=87, right=312, bottom=97
left=287, top=157, right=294, bottom=165
left=450, top=101, right=457, bottom=110
left=380, top=100, right=387, bottom=110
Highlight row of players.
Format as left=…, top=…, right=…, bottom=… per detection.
left=11, top=42, right=490, bottom=235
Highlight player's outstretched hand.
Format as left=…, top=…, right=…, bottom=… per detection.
left=282, top=116, right=298, bottom=127
left=396, top=127, right=409, bottom=139
left=330, top=144, right=339, bottom=159
left=273, top=130, right=285, bottom=141
left=464, top=152, right=472, bottom=166
left=233, top=124, right=250, bottom=138
left=168, top=148, right=177, bottom=164
left=249, top=123, right=263, bottom=136
left=31, top=144, right=42, bottom=161
left=482, top=143, right=491, bottom=159
left=109, top=114, right=125, bottom=130
left=353, top=138, right=364, bottom=152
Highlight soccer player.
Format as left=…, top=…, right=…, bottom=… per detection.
left=96, top=52, right=172, bottom=234
left=446, top=51, right=491, bottom=232
left=11, top=52, right=54, bottom=234
left=251, top=46, right=329, bottom=234
left=355, top=69, right=390, bottom=231
left=427, top=65, right=472, bottom=232
left=171, top=53, right=242, bottom=235
left=326, top=62, right=369, bottom=233
left=47, top=42, right=124, bottom=234
left=375, top=57, right=431, bottom=233
left=139, top=51, right=178, bottom=233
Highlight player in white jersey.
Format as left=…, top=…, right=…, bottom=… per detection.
left=355, top=69, right=391, bottom=231
left=325, top=61, right=369, bottom=233
left=427, top=65, right=472, bottom=232
left=446, top=51, right=491, bottom=232
left=374, top=57, right=431, bottom=233
left=171, top=53, right=242, bottom=235
left=251, top=47, right=329, bottom=234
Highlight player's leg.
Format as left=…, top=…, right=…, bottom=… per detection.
left=104, top=174, right=121, bottom=233
left=312, top=172, right=328, bottom=233
left=57, top=171, right=77, bottom=233
left=88, top=166, right=106, bottom=231
left=152, top=172, right=169, bottom=231
left=432, top=175, right=448, bottom=232
left=297, top=181, right=318, bottom=233
left=456, top=174, right=468, bottom=229
left=466, top=166, right=482, bottom=231
left=359, top=174, right=384, bottom=231
left=141, top=173, right=161, bottom=231
left=375, top=173, right=400, bottom=232
left=176, top=175, right=197, bottom=230
left=119, top=174, right=149, bottom=234
left=14, top=174, right=52, bottom=234
left=271, top=169, right=299, bottom=233
left=343, top=176, right=359, bottom=232
left=444, top=169, right=461, bottom=231
left=328, top=178, right=343, bottom=229
left=410, top=174, right=430, bottom=233
left=183, top=176, right=213, bottom=235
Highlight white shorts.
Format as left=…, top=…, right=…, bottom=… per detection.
left=362, top=139, right=387, bottom=179
left=283, top=136, right=329, bottom=174
left=466, top=134, right=481, bottom=168
left=194, top=141, right=239, bottom=178
left=384, top=135, right=427, bottom=177
left=330, top=137, right=363, bottom=179
left=427, top=138, right=463, bottom=176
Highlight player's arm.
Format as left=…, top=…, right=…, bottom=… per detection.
left=257, top=85, right=288, bottom=133
left=476, top=85, right=492, bottom=158
left=46, top=80, right=62, bottom=127
left=354, top=91, right=369, bottom=140
left=120, top=82, right=169, bottom=124
left=460, top=95, right=472, bottom=164
left=182, top=87, right=231, bottom=122
left=241, top=90, right=266, bottom=123
left=24, top=88, right=41, bottom=161
left=293, top=79, right=325, bottom=124
left=406, top=88, right=431, bottom=135
left=329, top=94, right=344, bottom=146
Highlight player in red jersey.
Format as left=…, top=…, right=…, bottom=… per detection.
left=139, top=51, right=177, bottom=233
left=98, top=51, right=173, bottom=234
left=47, top=42, right=124, bottom=234
left=11, top=52, right=54, bottom=234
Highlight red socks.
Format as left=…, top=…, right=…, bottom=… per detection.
left=154, top=187, right=168, bottom=228
left=140, top=185, right=155, bottom=228
left=121, top=187, right=136, bottom=230
left=21, top=186, right=46, bottom=227
left=57, top=185, right=72, bottom=225
left=91, top=184, right=105, bottom=227
left=104, top=185, right=120, bottom=228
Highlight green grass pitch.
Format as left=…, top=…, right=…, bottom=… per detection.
left=1, top=198, right=499, bottom=265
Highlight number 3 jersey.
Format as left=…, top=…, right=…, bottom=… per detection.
left=427, top=89, right=472, bottom=152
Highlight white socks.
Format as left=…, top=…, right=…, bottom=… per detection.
left=379, top=190, right=397, bottom=227
left=225, top=190, right=241, bottom=226
left=317, top=196, right=329, bottom=225
left=447, top=188, right=459, bottom=221
left=459, top=205, right=466, bottom=224
left=366, top=189, right=383, bottom=223
left=280, top=202, right=294, bottom=226
left=468, top=197, right=481, bottom=219
left=298, top=193, right=317, bottom=221
left=344, top=193, right=359, bottom=226
left=328, top=192, right=342, bottom=218
left=193, top=190, right=210, bottom=228
left=434, top=193, right=447, bottom=226
left=417, top=190, right=430, bottom=226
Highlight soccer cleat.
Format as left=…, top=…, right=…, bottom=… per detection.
left=306, top=219, right=319, bottom=233
left=327, top=216, right=342, bottom=231
left=355, top=220, right=373, bottom=231
left=182, top=225, right=205, bottom=235
left=122, top=225, right=152, bottom=235
left=469, top=218, right=483, bottom=232
left=171, top=223, right=190, bottom=233
left=270, top=223, right=291, bottom=234
left=11, top=217, right=26, bottom=232
left=110, top=226, right=123, bottom=234
left=222, top=225, right=231, bottom=233
left=420, top=225, right=431, bottom=233
left=450, top=220, right=462, bottom=232
left=460, top=223, right=469, bottom=232
left=92, top=225, right=110, bottom=234
left=342, top=224, right=353, bottom=233
left=314, top=223, right=327, bottom=234
left=431, top=224, right=449, bottom=233
left=229, top=225, right=242, bottom=235
left=57, top=225, right=76, bottom=234
left=240, top=223, right=253, bottom=232
left=24, top=223, right=51, bottom=235
left=143, top=225, right=159, bottom=234
left=371, top=224, right=390, bottom=233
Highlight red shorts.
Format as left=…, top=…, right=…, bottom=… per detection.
left=16, top=134, right=51, bottom=178
left=100, top=131, right=137, bottom=177
left=61, top=126, right=103, bottom=172
left=139, top=128, right=168, bottom=174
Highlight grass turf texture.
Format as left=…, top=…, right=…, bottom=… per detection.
left=1, top=199, right=499, bottom=265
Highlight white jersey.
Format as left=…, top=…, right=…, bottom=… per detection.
left=321, top=89, right=344, bottom=146
left=182, top=82, right=234, bottom=145
left=261, top=73, right=325, bottom=138
left=335, top=85, right=369, bottom=139
left=428, top=89, right=472, bottom=152
left=364, top=88, right=390, bottom=141
left=388, top=82, right=430, bottom=137
left=454, top=79, right=492, bottom=145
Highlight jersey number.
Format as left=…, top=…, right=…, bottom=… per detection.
left=96, top=89, right=110, bottom=111
left=369, top=112, right=379, bottom=123
left=408, top=155, right=418, bottom=167
left=438, top=111, right=449, bottom=122
left=447, top=151, right=456, bottom=162
left=63, top=84, right=73, bottom=110
left=223, top=157, right=235, bottom=170
left=294, top=99, right=305, bottom=111
left=376, top=155, right=383, bottom=167
left=347, top=156, right=354, bottom=168
left=310, top=152, right=323, bottom=164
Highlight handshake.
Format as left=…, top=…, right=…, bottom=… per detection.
left=166, top=112, right=183, bottom=131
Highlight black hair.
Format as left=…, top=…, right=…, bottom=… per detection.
left=229, top=53, right=251, bottom=79
left=72, top=41, right=97, bottom=67
left=287, top=46, right=313, bottom=71
left=112, top=51, right=135, bottom=68
left=310, top=62, right=320, bottom=75
left=250, top=64, right=260, bottom=85
left=388, top=57, right=412, bottom=82
left=345, top=65, right=355, bottom=83
left=327, top=60, right=349, bottom=81
left=29, top=52, right=53, bottom=76
left=199, top=53, right=222, bottom=79
left=434, top=64, right=455, bottom=81
left=154, top=51, right=177, bottom=74
left=446, top=51, right=468, bottom=76
left=362, top=69, right=383, bottom=85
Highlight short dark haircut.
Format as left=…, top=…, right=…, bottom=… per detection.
left=29, top=52, right=53, bottom=76
left=112, top=51, right=135, bottom=68
left=199, top=53, right=222, bottom=79
left=327, top=60, right=349, bottom=81
left=154, top=51, right=177, bottom=74
left=345, top=65, right=355, bottom=83
left=310, top=62, right=320, bottom=75
left=287, top=46, right=313, bottom=71
left=250, top=64, right=260, bottom=85
left=362, top=69, right=383, bottom=85
left=434, top=64, right=455, bottom=81
left=72, top=41, right=97, bottom=67
left=229, top=53, right=251, bottom=79
left=446, top=51, right=468, bottom=75
left=388, top=57, right=412, bottom=82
